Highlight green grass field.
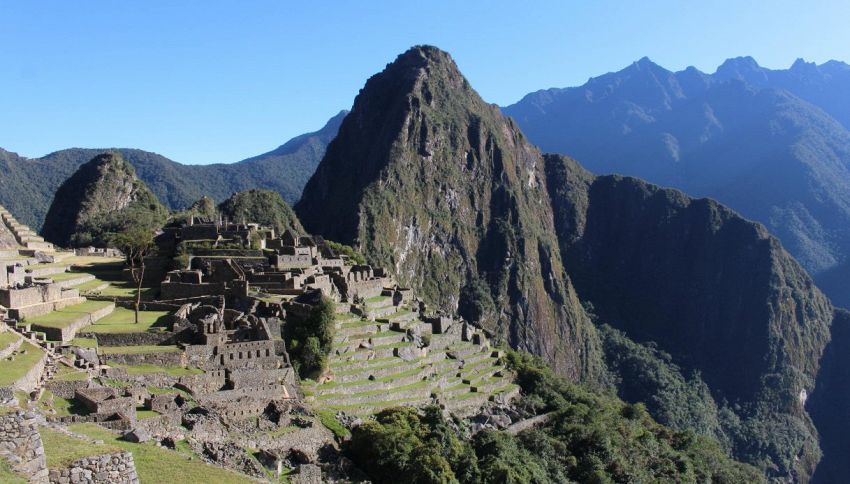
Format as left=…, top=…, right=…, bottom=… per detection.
left=70, top=423, right=253, bottom=484
left=0, top=457, right=27, bottom=483
left=85, top=308, right=170, bottom=334
left=0, top=331, right=20, bottom=352
left=47, top=272, right=92, bottom=282
left=53, top=364, right=88, bottom=382
left=24, top=300, right=114, bottom=330
left=0, top=340, right=44, bottom=386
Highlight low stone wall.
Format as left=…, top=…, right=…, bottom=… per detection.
left=100, top=351, right=185, bottom=367
left=90, top=331, right=176, bottom=347
left=53, top=274, right=95, bottom=289
left=31, top=302, right=115, bottom=342
left=46, top=379, right=92, bottom=399
left=48, top=452, right=139, bottom=484
left=0, top=411, right=48, bottom=482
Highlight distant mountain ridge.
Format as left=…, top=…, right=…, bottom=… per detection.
left=503, top=56, right=850, bottom=306
left=0, top=111, right=345, bottom=232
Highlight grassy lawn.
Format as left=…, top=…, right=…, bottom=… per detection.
left=113, top=363, right=202, bottom=377
left=53, top=364, right=88, bottom=382
left=99, top=345, right=180, bottom=355
left=0, top=458, right=27, bottom=484
left=69, top=337, right=97, bottom=348
left=40, top=426, right=121, bottom=468
left=69, top=423, right=254, bottom=484
left=25, top=300, right=114, bottom=329
left=86, top=308, right=170, bottom=334
left=74, top=278, right=109, bottom=291
left=36, top=389, right=79, bottom=416
left=47, top=272, right=92, bottom=282
left=0, top=340, right=44, bottom=386
left=136, top=408, right=160, bottom=419
left=0, top=331, right=20, bottom=352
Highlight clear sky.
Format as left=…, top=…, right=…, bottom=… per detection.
left=2, top=0, right=848, bottom=164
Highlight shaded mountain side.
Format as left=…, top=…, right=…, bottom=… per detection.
left=218, top=189, right=304, bottom=235
left=544, top=153, right=834, bottom=479
left=297, top=46, right=602, bottom=381
left=42, top=152, right=168, bottom=247
left=808, top=309, right=850, bottom=483
left=503, top=57, right=850, bottom=306
left=0, top=112, right=344, bottom=231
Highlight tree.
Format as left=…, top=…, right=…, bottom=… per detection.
left=111, top=227, right=156, bottom=324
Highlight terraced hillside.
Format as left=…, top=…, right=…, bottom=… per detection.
left=303, top=295, right=518, bottom=416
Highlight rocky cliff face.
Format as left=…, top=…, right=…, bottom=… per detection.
left=296, top=46, right=601, bottom=380
left=42, top=152, right=167, bottom=247
left=545, top=154, right=834, bottom=480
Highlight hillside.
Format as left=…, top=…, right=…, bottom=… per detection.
left=217, top=189, right=305, bottom=235
left=297, top=46, right=844, bottom=481
left=41, top=152, right=168, bottom=247
left=503, top=57, right=850, bottom=306
left=0, top=111, right=344, bottom=232
left=296, top=46, right=600, bottom=381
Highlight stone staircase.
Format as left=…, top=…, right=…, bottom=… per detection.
left=304, top=302, right=519, bottom=416
left=0, top=206, right=54, bottom=251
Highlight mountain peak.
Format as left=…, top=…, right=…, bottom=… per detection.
left=715, top=56, right=763, bottom=76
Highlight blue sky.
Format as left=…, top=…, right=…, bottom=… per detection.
left=2, top=1, right=848, bottom=164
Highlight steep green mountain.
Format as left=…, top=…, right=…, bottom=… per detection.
left=296, top=46, right=600, bottom=380
left=545, top=154, right=834, bottom=480
left=41, top=152, right=168, bottom=247
left=502, top=57, right=850, bottom=307
left=0, top=111, right=344, bottom=231
left=218, top=189, right=304, bottom=235
left=809, top=310, right=850, bottom=483
left=297, top=46, right=843, bottom=481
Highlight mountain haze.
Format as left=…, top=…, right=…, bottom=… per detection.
left=503, top=57, right=850, bottom=306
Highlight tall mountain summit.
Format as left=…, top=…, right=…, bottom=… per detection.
left=42, top=152, right=168, bottom=247
left=297, top=46, right=598, bottom=379
left=503, top=57, right=850, bottom=307
left=297, top=46, right=841, bottom=480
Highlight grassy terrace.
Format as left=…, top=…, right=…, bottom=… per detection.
left=0, top=331, right=20, bottom=352
left=0, top=340, right=44, bottom=386
left=40, top=426, right=122, bottom=468
left=70, top=423, right=253, bottom=483
left=69, top=337, right=97, bottom=348
left=47, top=272, right=92, bottom=282
left=25, top=300, right=114, bottom=329
left=53, top=364, right=88, bottom=382
left=85, top=308, right=170, bottom=333
left=99, top=345, right=180, bottom=355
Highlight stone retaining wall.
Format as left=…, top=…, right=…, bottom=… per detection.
left=0, top=411, right=48, bottom=482
left=89, top=331, right=176, bottom=347
left=48, top=452, right=139, bottom=484
left=100, top=351, right=185, bottom=367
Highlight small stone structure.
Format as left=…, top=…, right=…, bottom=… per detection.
left=0, top=411, right=48, bottom=482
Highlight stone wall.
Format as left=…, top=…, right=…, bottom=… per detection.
left=0, top=411, right=48, bottom=482
left=90, top=331, right=177, bottom=347
left=48, top=452, right=139, bottom=484
left=46, top=379, right=92, bottom=399
left=160, top=282, right=226, bottom=300
left=100, top=351, right=185, bottom=367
